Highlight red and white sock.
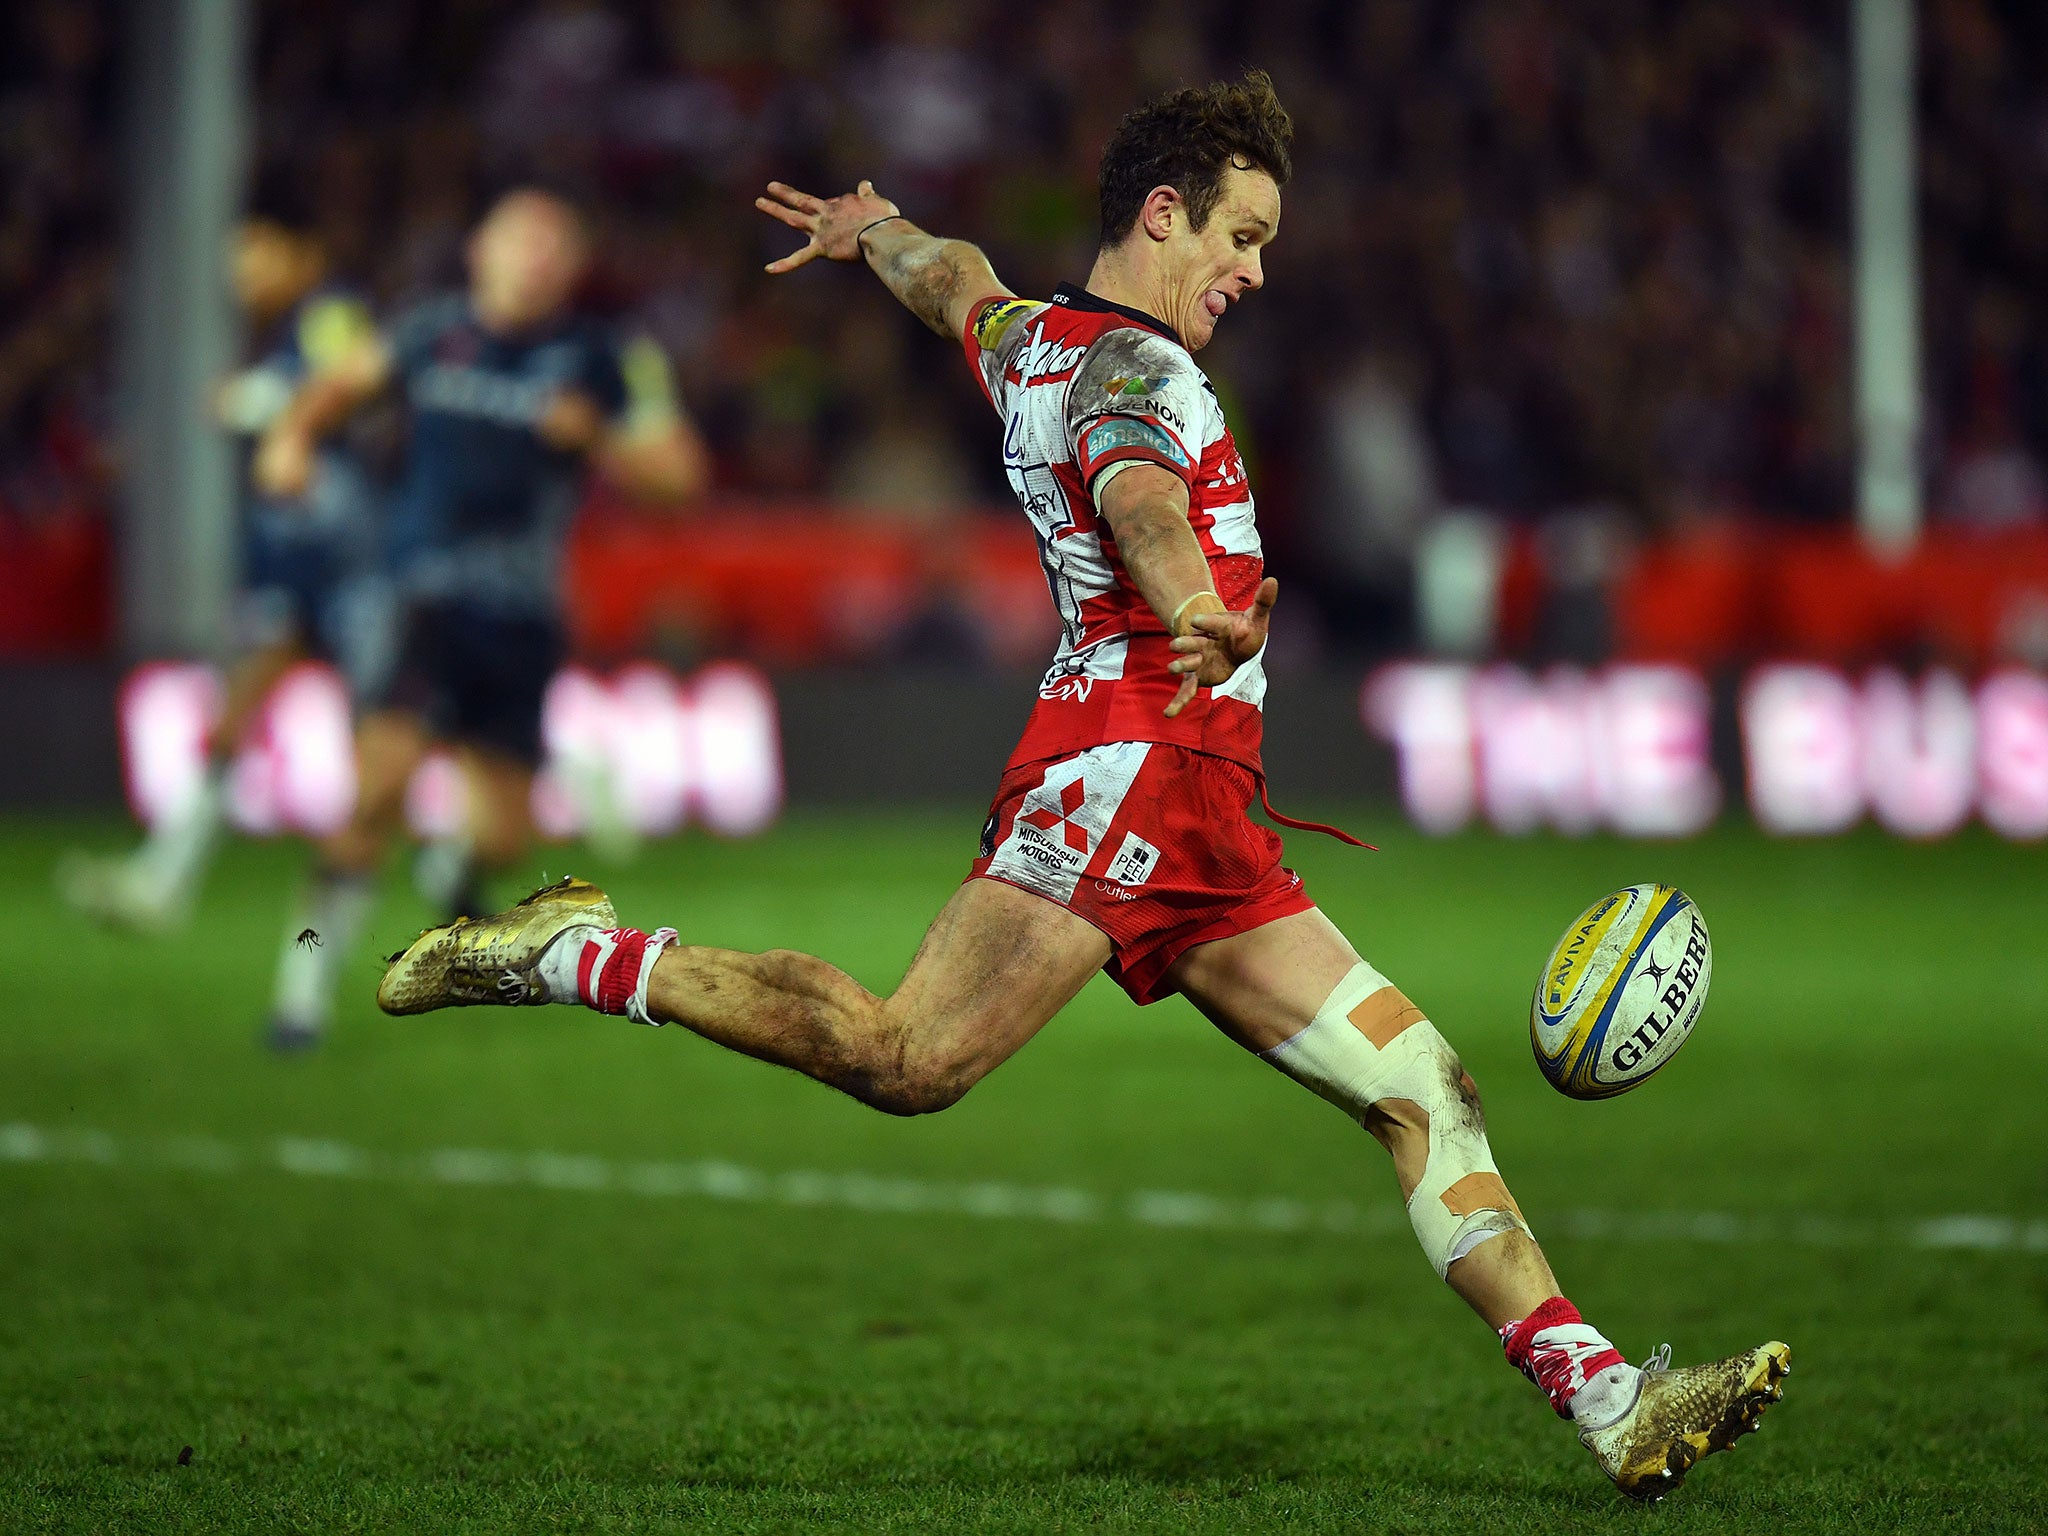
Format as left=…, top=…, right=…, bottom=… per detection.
left=539, top=925, right=677, bottom=1027
left=1500, top=1296, right=1637, bottom=1427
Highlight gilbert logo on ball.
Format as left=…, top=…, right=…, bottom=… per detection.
left=1531, top=884, right=1711, bottom=1100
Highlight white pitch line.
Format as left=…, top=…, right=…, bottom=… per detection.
left=2, top=1121, right=2044, bottom=1255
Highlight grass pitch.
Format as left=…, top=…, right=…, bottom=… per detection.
left=1, top=809, right=2043, bottom=1533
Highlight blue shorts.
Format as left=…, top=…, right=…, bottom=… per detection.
left=379, top=602, right=564, bottom=767
left=237, top=455, right=393, bottom=696
left=238, top=519, right=396, bottom=699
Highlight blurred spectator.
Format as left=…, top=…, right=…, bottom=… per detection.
left=12, top=0, right=2048, bottom=658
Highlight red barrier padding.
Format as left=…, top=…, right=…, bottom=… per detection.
left=0, top=508, right=111, bottom=656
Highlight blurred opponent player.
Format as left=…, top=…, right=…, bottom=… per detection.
left=253, top=188, right=705, bottom=1049
left=375, top=79, right=1787, bottom=1496
left=59, top=188, right=388, bottom=932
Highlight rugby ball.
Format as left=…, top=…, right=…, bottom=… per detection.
left=1531, top=884, right=1711, bottom=1099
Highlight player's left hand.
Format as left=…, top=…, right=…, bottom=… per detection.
left=757, top=180, right=900, bottom=271
left=1164, top=578, right=1278, bottom=717
left=538, top=389, right=606, bottom=453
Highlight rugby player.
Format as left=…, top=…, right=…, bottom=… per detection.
left=376, top=77, right=1788, bottom=1497
left=60, top=187, right=387, bottom=934
left=253, top=188, right=705, bottom=1049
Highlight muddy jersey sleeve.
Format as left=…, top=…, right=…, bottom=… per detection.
left=960, top=295, right=1047, bottom=411
left=1066, top=329, right=1204, bottom=494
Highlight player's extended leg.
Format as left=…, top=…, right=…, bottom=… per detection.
left=1165, top=908, right=1788, bottom=1501
left=56, top=637, right=307, bottom=932
left=266, top=709, right=429, bottom=1049
left=382, top=875, right=1112, bottom=1116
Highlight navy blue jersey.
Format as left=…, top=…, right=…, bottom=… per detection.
left=221, top=286, right=392, bottom=687
left=384, top=294, right=632, bottom=616
left=222, top=285, right=381, bottom=538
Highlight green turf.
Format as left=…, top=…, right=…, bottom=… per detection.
left=1, top=809, right=2043, bottom=1532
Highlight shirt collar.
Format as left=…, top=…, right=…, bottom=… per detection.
left=1051, top=282, right=1183, bottom=349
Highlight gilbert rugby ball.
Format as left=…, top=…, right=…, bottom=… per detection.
left=1531, top=884, right=1711, bottom=1100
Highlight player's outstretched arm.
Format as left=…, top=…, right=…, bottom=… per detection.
left=1096, top=463, right=1277, bottom=717
left=756, top=179, right=1009, bottom=340
left=251, top=336, right=393, bottom=500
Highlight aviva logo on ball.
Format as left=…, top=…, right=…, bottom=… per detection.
left=1531, top=883, right=1712, bottom=1100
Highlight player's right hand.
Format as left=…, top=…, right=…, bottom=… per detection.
left=1165, top=578, right=1278, bottom=717
left=757, top=180, right=900, bottom=271
left=252, top=426, right=315, bottom=500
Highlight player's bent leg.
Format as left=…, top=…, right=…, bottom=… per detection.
left=380, top=873, right=1112, bottom=1117
left=322, top=709, right=431, bottom=873
left=459, top=749, right=534, bottom=871
left=213, top=636, right=306, bottom=758
left=267, top=710, right=429, bottom=1050
left=55, top=636, right=311, bottom=933
left=1166, top=908, right=1789, bottom=1498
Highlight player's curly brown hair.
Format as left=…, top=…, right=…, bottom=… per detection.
left=1097, top=70, right=1294, bottom=249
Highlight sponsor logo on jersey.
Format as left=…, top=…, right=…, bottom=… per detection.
left=1104, top=375, right=1167, bottom=398
left=1041, top=671, right=1096, bottom=703
left=974, top=298, right=1038, bottom=351
left=1039, top=635, right=1128, bottom=702
left=411, top=363, right=552, bottom=428
left=1008, top=322, right=1088, bottom=386
left=1104, top=831, right=1160, bottom=887
left=1019, top=778, right=1093, bottom=853
left=1080, top=417, right=1189, bottom=469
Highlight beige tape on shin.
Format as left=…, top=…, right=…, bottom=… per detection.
left=1260, top=962, right=1531, bottom=1278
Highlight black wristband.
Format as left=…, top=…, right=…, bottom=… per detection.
left=856, top=213, right=906, bottom=254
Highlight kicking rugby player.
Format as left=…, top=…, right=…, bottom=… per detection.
left=378, top=76, right=1788, bottom=1497
left=254, top=188, right=706, bottom=1048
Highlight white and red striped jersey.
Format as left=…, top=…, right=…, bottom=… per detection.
left=962, top=284, right=1267, bottom=775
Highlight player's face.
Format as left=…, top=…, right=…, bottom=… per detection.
left=231, top=221, right=317, bottom=319
left=469, top=193, right=589, bottom=330
left=1169, top=164, right=1279, bottom=352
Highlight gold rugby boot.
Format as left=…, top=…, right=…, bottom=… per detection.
left=1581, top=1340, right=1791, bottom=1500
left=377, top=876, right=615, bottom=1015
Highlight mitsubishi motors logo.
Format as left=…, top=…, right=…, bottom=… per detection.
left=1020, top=778, right=1091, bottom=852
left=984, top=742, right=1151, bottom=904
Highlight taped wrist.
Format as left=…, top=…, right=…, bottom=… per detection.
left=1169, top=589, right=1222, bottom=637
left=1260, top=961, right=1532, bottom=1278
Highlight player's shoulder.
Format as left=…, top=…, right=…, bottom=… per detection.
left=294, top=286, right=377, bottom=370
left=1071, top=322, right=1201, bottom=398
left=1068, top=323, right=1211, bottom=453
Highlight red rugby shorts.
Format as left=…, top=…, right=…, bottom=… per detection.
left=969, top=741, right=1315, bottom=1004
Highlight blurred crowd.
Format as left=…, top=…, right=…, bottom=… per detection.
left=7, top=0, right=2048, bottom=655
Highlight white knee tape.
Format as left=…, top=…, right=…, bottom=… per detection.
left=1261, top=962, right=1531, bottom=1278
